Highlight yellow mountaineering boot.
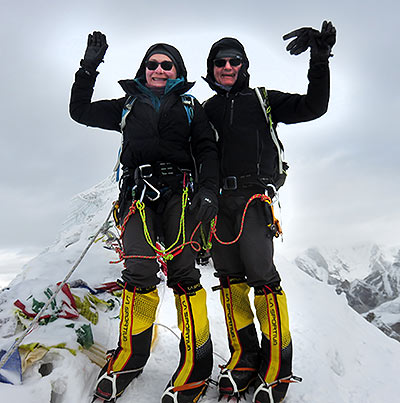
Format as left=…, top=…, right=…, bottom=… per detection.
left=253, top=284, right=293, bottom=403
left=218, top=277, right=260, bottom=398
left=161, top=283, right=213, bottom=403
left=93, top=285, right=159, bottom=401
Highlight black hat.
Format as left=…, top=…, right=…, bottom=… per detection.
left=146, top=48, right=179, bottom=69
left=135, top=43, right=188, bottom=80
left=215, top=48, right=244, bottom=59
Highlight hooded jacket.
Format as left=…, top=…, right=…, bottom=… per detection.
left=203, top=37, right=330, bottom=186
left=70, top=43, right=218, bottom=192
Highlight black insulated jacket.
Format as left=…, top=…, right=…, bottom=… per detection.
left=203, top=37, right=330, bottom=185
left=70, top=43, right=219, bottom=193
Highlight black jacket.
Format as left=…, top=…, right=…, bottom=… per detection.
left=203, top=37, right=330, bottom=185
left=70, top=43, right=219, bottom=192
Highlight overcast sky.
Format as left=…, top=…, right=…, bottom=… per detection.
left=1, top=0, right=399, bottom=280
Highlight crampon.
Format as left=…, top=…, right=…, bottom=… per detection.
left=252, top=374, right=302, bottom=403
left=218, top=367, right=258, bottom=401
left=161, top=379, right=209, bottom=403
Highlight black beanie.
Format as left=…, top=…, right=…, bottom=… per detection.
left=146, top=48, right=179, bottom=69
left=215, top=48, right=244, bottom=59
left=135, top=43, right=188, bottom=80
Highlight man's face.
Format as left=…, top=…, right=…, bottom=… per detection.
left=145, top=54, right=177, bottom=88
left=213, top=57, right=242, bottom=87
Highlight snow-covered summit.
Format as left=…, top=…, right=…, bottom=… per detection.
left=1, top=177, right=400, bottom=402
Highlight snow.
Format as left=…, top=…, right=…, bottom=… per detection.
left=1, top=176, right=400, bottom=402
left=369, top=296, right=400, bottom=327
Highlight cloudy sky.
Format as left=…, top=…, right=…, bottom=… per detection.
left=1, top=0, right=399, bottom=280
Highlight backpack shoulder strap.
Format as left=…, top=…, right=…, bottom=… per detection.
left=255, top=86, right=286, bottom=176
left=120, top=95, right=137, bottom=133
left=180, top=94, right=195, bottom=125
left=255, top=86, right=272, bottom=123
left=114, top=96, right=137, bottom=181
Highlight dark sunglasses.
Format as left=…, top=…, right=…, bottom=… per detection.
left=145, top=60, right=174, bottom=71
left=213, top=57, right=243, bottom=68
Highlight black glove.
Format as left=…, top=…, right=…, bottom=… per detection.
left=80, top=31, right=108, bottom=74
left=283, top=20, right=336, bottom=61
left=190, top=188, right=218, bottom=223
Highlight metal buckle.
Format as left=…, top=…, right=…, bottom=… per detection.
left=138, top=164, right=153, bottom=178
left=223, top=176, right=238, bottom=190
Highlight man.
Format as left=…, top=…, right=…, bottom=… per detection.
left=203, top=21, right=336, bottom=403
left=70, top=32, right=219, bottom=403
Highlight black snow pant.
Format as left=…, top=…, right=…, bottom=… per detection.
left=212, top=188, right=293, bottom=401
left=120, top=192, right=201, bottom=288
left=211, top=188, right=281, bottom=286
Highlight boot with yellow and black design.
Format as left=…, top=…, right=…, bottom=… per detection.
left=253, top=283, right=294, bottom=403
left=93, top=284, right=159, bottom=402
left=161, top=283, right=213, bottom=403
left=217, top=277, right=260, bottom=399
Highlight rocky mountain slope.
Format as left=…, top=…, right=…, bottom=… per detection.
left=294, top=244, right=400, bottom=341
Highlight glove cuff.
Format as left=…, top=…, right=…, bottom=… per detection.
left=310, top=50, right=333, bottom=63
left=79, top=59, right=98, bottom=76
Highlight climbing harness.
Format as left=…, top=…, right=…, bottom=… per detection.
left=111, top=170, right=203, bottom=265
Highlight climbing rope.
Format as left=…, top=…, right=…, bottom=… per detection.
left=110, top=183, right=203, bottom=264
left=136, top=186, right=188, bottom=256
left=200, top=223, right=213, bottom=252
left=110, top=192, right=281, bottom=266
left=211, top=193, right=281, bottom=245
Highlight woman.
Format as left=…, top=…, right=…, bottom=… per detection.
left=70, top=31, right=219, bottom=403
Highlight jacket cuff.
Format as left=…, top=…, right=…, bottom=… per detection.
left=198, top=159, right=220, bottom=194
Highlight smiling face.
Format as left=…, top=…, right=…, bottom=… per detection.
left=145, top=53, right=177, bottom=89
left=213, top=58, right=243, bottom=87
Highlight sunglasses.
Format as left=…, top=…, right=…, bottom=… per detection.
left=213, top=57, right=243, bottom=68
left=145, top=60, right=174, bottom=71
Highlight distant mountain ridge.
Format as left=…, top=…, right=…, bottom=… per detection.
left=294, top=244, right=400, bottom=341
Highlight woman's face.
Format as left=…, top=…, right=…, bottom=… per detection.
left=145, top=53, right=177, bottom=88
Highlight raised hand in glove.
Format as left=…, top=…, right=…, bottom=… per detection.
left=190, top=188, right=218, bottom=223
left=283, top=20, right=336, bottom=61
left=80, top=31, right=108, bottom=74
